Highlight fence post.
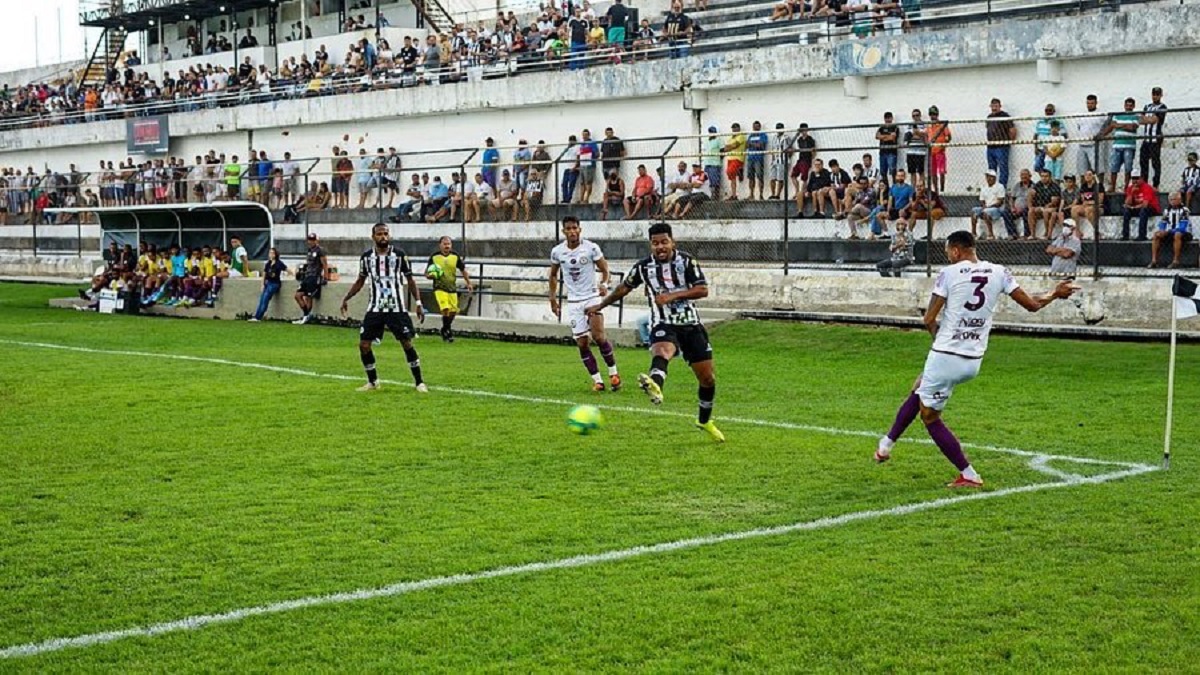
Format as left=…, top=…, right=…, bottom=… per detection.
left=1092, top=142, right=1102, bottom=279
left=302, top=173, right=310, bottom=240
left=925, top=140, right=933, bottom=277
left=77, top=218, right=82, bottom=258
left=32, top=219, right=38, bottom=257
left=782, top=137, right=791, bottom=275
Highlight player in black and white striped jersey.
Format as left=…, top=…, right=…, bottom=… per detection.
left=587, top=222, right=724, bottom=442
left=340, top=223, right=428, bottom=392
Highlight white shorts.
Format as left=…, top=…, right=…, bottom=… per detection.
left=567, top=297, right=600, bottom=338
left=916, top=351, right=982, bottom=411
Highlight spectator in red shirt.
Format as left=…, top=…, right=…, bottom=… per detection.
left=624, top=164, right=658, bottom=219
left=1122, top=168, right=1160, bottom=241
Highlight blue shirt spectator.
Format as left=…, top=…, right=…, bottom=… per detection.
left=890, top=182, right=915, bottom=211
left=429, top=179, right=450, bottom=200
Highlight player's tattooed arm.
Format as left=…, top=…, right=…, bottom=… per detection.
left=1010, top=280, right=1079, bottom=313
left=340, top=274, right=367, bottom=316
left=586, top=283, right=632, bottom=315
left=548, top=262, right=562, bottom=318
left=922, top=293, right=945, bottom=338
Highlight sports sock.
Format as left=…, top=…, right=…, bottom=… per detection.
left=404, top=345, right=423, bottom=385
left=698, top=384, right=715, bottom=424
left=887, top=392, right=920, bottom=442
left=442, top=314, right=452, bottom=333
left=360, top=349, right=378, bottom=384
left=925, top=419, right=970, bottom=471
left=598, top=340, right=617, bottom=370
left=580, top=345, right=600, bottom=376
left=962, top=465, right=981, bottom=481
left=650, top=355, right=669, bottom=387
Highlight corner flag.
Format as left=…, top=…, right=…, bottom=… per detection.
left=1172, top=275, right=1200, bottom=319
left=1164, top=276, right=1198, bottom=469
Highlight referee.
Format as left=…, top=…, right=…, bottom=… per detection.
left=587, top=222, right=723, bottom=442
left=340, top=223, right=428, bottom=392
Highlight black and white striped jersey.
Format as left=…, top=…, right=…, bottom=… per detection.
left=358, top=246, right=414, bottom=313
left=623, top=251, right=707, bottom=326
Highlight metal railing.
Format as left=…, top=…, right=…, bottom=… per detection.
left=5, top=106, right=1198, bottom=280
left=0, top=0, right=1177, bottom=132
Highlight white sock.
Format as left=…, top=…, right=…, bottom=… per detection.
left=962, top=465, right=981, bottom=481
left=608, top=365, right=619, bottom=376
left=878, top=436, right=894, bottom=452
left=591, top=372, right=603, bottom=384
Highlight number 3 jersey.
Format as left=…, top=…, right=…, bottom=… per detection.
left=359, top=246, right=414, bottom=313
left=623, top=251, right=707, bottom=326
left=931, top=260, right=1019, bottom=359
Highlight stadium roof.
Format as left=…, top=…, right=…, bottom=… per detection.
left=80, top=0, right=282, bottom=31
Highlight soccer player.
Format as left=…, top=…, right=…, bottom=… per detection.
left=586, top=222, right=723, bottom=442
left=876, top=230, right=1078, bottom=487
left=426, top=236, right=474, bottom=342
left=339, top=223, right=428, bottom=393
left=549, top=216, right=621, bottom=392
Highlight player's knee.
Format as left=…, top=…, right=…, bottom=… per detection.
left=919, top=406, right=940, bottom=425
left=358, top=342, right=372, bottom=353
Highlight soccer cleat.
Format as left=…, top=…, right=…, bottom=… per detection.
left=946, top=474, right=984, bottom=489
left=593, top=381, right=606, bottom=393
left=357, top=382, right=379, bottom=392
left=695, top=420, right=726, bottom=443
left=609, top=373, right=622, bottom=391
left=292, top=315, right=310, bottom=325
left=874, top=449, right=891, bottom=464
left=637, top=373, right=663, bottom=405
left=415, top=383, right=429, bottom=393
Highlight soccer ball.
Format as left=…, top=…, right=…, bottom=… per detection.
left=425, top=264, right=443, bottom=280
left=567, top=404, right=604, bottom=435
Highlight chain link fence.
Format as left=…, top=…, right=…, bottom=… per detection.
left=7, top=105, right=1200, bottom=280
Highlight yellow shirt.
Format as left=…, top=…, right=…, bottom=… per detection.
left=726, top=133, right=747, bottom=162
left=199, top=256, right=216, bottom=279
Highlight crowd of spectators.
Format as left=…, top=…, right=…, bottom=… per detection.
left=7, top=85, right=1197, bottom=276
left=767, top=0, right=922, bottom=34
left=0, top=0, right=702, bottom=129
left=79, top=237, right=251, bottom=310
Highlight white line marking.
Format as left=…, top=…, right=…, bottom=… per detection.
left=0, top=338, right=1149, bottom=470
left=0, top=463, right=1158, bottom=660
left=0, top=338, right=1160, bottom=659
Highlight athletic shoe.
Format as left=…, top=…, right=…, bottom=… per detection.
left=874, top=449, right=891, bottom=463
left=609, top=373, right=622, bottom=391
left=247, top=318, right=259, bottom=322
left=357, top=382, right=379, bottom=392
left=415, top=383, right=429, bottom=393
left=637, top=373, right=663, bottom=405
left=292, top=315, right=310, bottom=325
left=946, top=475, right=984, bottom=489
left=446, top=334, right=455, bottom=343
left=695, top=420, right=726, bottom=443
left=592, top=381, right=606, bottom=393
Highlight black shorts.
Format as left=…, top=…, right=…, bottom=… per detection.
left=360, top=311, right=415, bottom=342
left=906, top=155, right=926, bottom=174
left=299, top=277, right=322, bottom=298
left=650, top=323, right=712, bottom=364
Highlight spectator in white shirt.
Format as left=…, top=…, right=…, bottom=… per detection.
left=971, top=169, right=1006, bottom=240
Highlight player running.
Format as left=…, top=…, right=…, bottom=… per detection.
left=426, top=236, right=474, bottom=342
left=340, top=222, right=428, bottom=393
left=876, top=230, right=1077, bottom=487
left=549, top=216, right=621, bottom=392
left=587, top=222, right=723, bottom=442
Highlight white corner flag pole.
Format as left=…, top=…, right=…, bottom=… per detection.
left=1165, top=301, right=1177, bottom=470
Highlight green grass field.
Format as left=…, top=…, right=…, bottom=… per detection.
left=1, top=281, right=1198, bottom=671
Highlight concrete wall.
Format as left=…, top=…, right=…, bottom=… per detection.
left=4, top=3, right=1199, bottom=174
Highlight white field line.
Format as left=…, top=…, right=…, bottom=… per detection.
left=0, top=464, right=1159, bottom=660
left=0, top=338, right=1150, bottom=471
left=0, top=338, right=1160, bottom=659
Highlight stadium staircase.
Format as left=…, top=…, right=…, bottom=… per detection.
left=77, top=25, right=128, bottom=88
left=416, top=0, right=458, bottom=33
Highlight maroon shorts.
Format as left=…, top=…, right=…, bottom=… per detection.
left=791, top=160, right=811, bottom=180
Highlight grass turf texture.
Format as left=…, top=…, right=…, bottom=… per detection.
left=0, top=281, right=1197, bottom=670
